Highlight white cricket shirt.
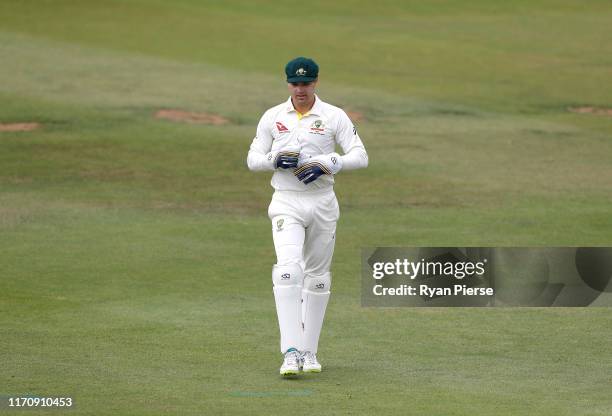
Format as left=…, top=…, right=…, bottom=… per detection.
left=247, top=95, right=368, bottom=192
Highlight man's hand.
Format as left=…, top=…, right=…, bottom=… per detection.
left=294, top=153, right=343, bottom=184
left=274, top=151, right=300, bottom=169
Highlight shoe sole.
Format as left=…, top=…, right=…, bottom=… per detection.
left=302, top=368, right=321, bottom=373
left=280, top=369, right=300, bottom=376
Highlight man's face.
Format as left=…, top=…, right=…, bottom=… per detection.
left=288, top=80, right=317, bottom=108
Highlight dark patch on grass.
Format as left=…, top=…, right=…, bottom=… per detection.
left=523, top=129, right=574, bottom=138
left=426, top=108, right=479, bottom=117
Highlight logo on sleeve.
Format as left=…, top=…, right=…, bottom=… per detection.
left=276, top=218, right=284, bottom=231
left=276, top=122, right=289, bottom=133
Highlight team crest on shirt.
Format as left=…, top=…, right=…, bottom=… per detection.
left=309, top=119, right=326, bottom=135
left=275, top=122, right=289, bottom=134
left=276, top=218, right=284, bottom=231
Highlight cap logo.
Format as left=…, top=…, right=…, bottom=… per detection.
left=296, top=67, right=307, bottom=76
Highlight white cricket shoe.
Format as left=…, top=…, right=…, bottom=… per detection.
left=280, top=349, right=301, bottom=376
left=301, top=351, right=322, bottom=373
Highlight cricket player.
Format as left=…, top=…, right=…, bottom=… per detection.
left=247, top=57, right=368, bottom=376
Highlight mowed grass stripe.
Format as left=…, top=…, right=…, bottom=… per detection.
left=1, top=31, right=610, bottom=214
left=1, top=1, right=611, bottom=113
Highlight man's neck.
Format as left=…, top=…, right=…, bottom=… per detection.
left=292, top=97, right=315, bottom=115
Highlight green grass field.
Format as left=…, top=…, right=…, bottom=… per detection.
left=1, top=1, right=611, bottom=415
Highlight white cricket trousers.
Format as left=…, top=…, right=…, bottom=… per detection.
left=268, top=189, right=339, bottom=354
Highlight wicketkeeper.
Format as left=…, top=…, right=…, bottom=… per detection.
left=247, top=57, right=368, bottom=376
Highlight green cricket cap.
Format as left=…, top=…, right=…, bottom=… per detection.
left=285, top=57, right=319, bottom=83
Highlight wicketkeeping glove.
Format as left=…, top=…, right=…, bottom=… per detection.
left=294, top=153, right=343, bottom=184
left=271, top=132, right=301, bottom=170
left=274, top=150, right=300, bottom=169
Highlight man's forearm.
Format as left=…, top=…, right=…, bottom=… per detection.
left=340, top=148, right=368, bottom=170
left=247, top=150, right=275, bottom=171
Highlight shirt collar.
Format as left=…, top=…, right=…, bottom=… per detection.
left=285, top=94, right=322, bottom=116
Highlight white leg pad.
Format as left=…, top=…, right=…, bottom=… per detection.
left=272, top=263, right=304, bottom=353
left=302, top=273, right=331, bottom=354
